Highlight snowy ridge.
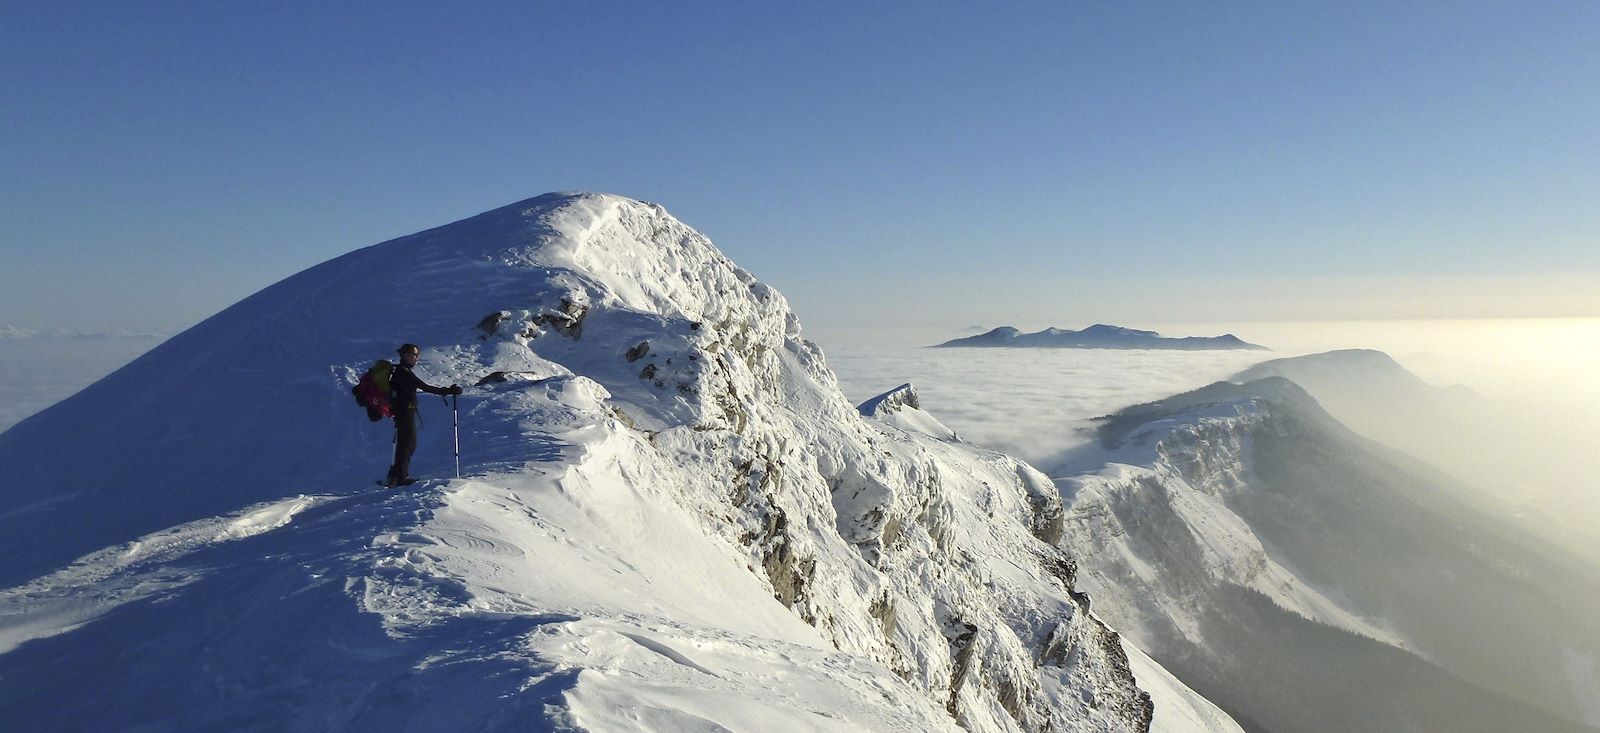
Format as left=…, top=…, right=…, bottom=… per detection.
left=1051, top=377, right=1600, bottom=733
left=0, top=193, right=1238, bottom=731
left=1232, top=349, right=1423, bottom=388
left=1058, top=382, right=1404, bottom=646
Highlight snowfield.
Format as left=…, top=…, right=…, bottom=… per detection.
left=0, top=193, right=1240, bottom=732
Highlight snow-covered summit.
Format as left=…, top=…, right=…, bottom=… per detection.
left=0, top=193, right=1234, bottom=731
left=1080, top=324, right=1156, bottom=338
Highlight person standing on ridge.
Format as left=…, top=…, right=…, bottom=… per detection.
left=386, top=343, right=461, bottom=487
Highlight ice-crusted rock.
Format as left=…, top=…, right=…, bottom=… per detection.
left=0, top=193, right=1211, bottom=731
left=858, top=382, right=961, bottom=442
left=859, top=382, right=923, bottom=414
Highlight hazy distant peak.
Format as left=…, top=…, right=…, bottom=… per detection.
left=933, top=324, right=1265, bottom=350
left=1245, top=348, right=1401, bottom=370
left=1126, top=376, right=1318, bottom=414
left=1097, top=376, right=1325, bottom=449
left=1080, top=323, right=1157, bottom=338
left=1232, top=349, right=1428, bottom=392
left=0, top=325, right=167, bottom=340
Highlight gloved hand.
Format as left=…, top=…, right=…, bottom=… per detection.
left=449, top=385, right=463, bottom=396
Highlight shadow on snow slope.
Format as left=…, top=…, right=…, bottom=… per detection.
left=0, top=483, right=582, bottom=732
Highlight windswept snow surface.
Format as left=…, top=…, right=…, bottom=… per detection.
left=0, top=494, right=330, bottom=655
left=0, top=193, right=1221, bottom=731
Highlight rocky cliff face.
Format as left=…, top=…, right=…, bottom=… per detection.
left=443, top=193, right=1157, bottom=731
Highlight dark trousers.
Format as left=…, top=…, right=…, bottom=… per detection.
left=390, top=408, right=417, bottom=481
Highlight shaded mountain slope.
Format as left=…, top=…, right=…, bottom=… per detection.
left=1052, top=377, right=1600, bottom=732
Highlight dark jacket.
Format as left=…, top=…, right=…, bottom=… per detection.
left=388, top=364, right=450, bottom=412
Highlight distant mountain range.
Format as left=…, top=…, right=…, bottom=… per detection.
left=934, top=325, right=1265, bottom=350
left=0, top=325, right=167, bottom=340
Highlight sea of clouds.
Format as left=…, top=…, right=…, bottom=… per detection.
left=0, top=334, right=167, bottom=433
left=815, top=319, right=1600, bottom=563
left=822, top=343, right=1267, bottom=473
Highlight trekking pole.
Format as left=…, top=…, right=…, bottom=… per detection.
left=452, top=393, right=461, bottom=478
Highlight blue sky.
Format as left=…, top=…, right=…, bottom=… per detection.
left=3, top=1, right=1597, bottom=335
